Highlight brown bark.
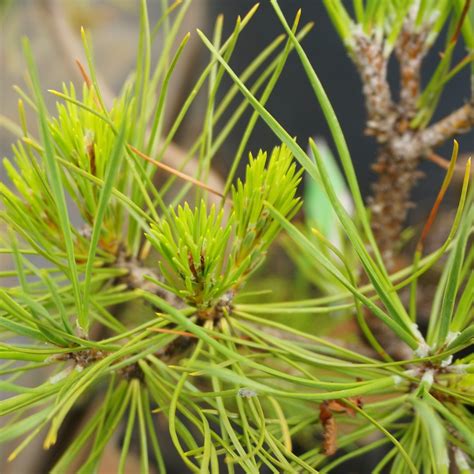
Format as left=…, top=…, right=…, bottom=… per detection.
left=350, top=13, right=474, bottom=359
left=352, top=33, right=397, bottom=142
left=353, top=26, right=473, bottom=270
left=395, top=19, right=428, bottom=120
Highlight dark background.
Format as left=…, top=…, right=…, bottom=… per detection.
left=209, top=0, right=474, bottom=214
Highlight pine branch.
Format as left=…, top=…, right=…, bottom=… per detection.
left=395, top=7, right=431, bottom=121
left=352, top=31, right=397, bottom=141
left=352, top=13, right=473, bottom=269
left=420, top=103, right=474, bottom=149
left=1, top=2, right=473, bottom=471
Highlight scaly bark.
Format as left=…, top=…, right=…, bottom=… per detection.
left=350, top=10, right=474, bottom=359
left=353, top=18, right=473, bottom=270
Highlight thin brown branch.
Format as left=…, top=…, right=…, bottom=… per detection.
left=395, top=11, right=430, bottom=121
left=419, top=103, right=474, bottom=149
left=352, top=32, right=397, bottom=141
left=129, top=145, right=226, bottom=199
left=424, top=151, right=469, bottom=174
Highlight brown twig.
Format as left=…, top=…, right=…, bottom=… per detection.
left=129, top=145, right=226, bottom=199
left=352, top=33, right=397, bottom=141
left=420, top=104, right=474, bottom=150
left=395, top=13, right=429, bottom=121
left=424, top=151, right=472, bottom=176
